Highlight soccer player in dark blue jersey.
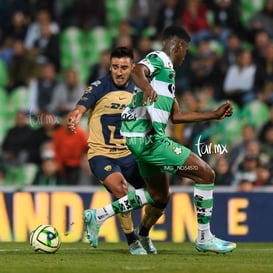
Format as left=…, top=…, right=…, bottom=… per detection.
left=67, top=47, right=162, bottom=254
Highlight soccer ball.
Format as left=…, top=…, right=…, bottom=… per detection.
left=29, top=224, right=61, bottom=253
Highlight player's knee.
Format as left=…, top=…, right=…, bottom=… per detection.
left=110, top=183, right=129, bottom=198
left=149, top=190, right=170, bottom=205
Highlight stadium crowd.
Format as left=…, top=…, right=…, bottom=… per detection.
left=0, top=0, right=273, bottom=190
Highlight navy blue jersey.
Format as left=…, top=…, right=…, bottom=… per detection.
left=77, top=74, right=135, bottom=159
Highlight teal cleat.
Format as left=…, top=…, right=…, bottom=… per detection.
left=83, top=209, right=102, bottom=248
left=129, top=240, right=147, bottom=255
left=139, top=236, right=157, bottom=254
left=195, top=236, right=236, bottom=254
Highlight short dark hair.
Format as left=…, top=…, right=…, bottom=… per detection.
left=110, top=46, right=134, bottom=60
left=162, top=26, right=191, bottom=43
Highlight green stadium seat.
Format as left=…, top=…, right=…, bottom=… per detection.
left=242, top=100, right=270, bottom=130
left=0, top=60, right=8, bottom=88
left=85, top=26, right=113, bottom=66
left=105, top=0, right=132, bottom=37
left=60, top=27, right=84, bottom=48
left=239, top=0, right=265, bottom=26
left=6, top=87, right=30, bottom=127
left=60, top=27, right=86, bottom=71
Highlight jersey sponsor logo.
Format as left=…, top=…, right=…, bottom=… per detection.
left=105, top=103, right=127, bottom=110
left=121, top=108, right=137, bottom=121
left=104, top=165, right=112, bottom=171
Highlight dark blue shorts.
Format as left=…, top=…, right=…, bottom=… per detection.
left=89, top=154, right=145, bottom=189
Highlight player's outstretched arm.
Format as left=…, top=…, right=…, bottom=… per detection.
left=67, top=105, right=87, bottom=133
left=170, top=99, right=233, bottom=124
left=132, top=64, right=157, bottom=105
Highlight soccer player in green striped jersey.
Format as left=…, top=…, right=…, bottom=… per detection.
left=83, top=26, right=236, bottom=254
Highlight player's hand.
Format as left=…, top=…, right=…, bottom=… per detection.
left=142, top=87, right=158, bottom=105
left=215, top=101, right=233, bottom=120
left=67, top=109, right=82, bottom=133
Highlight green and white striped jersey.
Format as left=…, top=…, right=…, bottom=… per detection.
left=121, top=51, right=176, bottom=137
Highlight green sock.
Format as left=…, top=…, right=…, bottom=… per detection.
left=95, top=188, right=155, bottom=222
left=112, top=188, right=155, bottom=213
left=194, top=183, right=214, bottom=242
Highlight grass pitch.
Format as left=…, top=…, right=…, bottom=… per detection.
left=0, top=242, right=272, bottom=273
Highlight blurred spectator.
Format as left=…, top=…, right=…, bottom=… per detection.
left=86, top=50, right=110, bottom=85
left=114, top=34, right=133, bottom=49
left=251, top=30, right=271, bottom=65
left=112, top=20, right=135, bottom=48
left=181, top=0, right=212, bottom=45
left=0, top=37, right=15, bottom=66
left=24, top=8, right=59, bottom=50
left=53, top=1, right=76, bottom=28
left=237, top=179, right=254, bottom=192
left=50, top=68, right=84, bottom=116
left=154, top=0, right=181, bottom=38
left=23, top=0, right=56, bottom=21
left=32, top=21, right=61, bottom=72
left=209, top=0, right=245, bottom=46
left=259, top=123, right=273, bottom=168
left=229, top=124, right=257, bottom=165
left=4, top=11, right=28, bottom=43
left=52, top=115, right=88, bottom=185
left=254, top=43, right=273, bottom=104
left=0, top=0, right=25, bottom=45
left=68, top=0, right=106, bottom=30
left=230, top=138, right=262, bottom=175
left=31, top=111, right=60, bottom=164
left=195, top=85, right=217, bottom=111
left=189, top=39, right=223, bottom=94
left=232, top=154, right=258, bottom=185
left=32, top=140, right=65, bottom=186
left=29, top=62, right=58, bottom=115
left=259, top=105, right=273, bottom=144
left=127, top=0, right=161, bottom=38
left=78, top=154, right=99, bottom=185
left=219, top=33, right=243, bottom=74
left=7, top=39, right=40, bottom=93
left=173, top=91, right=199, bottom=145
left=246, top=0, right=273, bottom=41
left=213, top=154, right=234, bottom=185
left=39, top=140, right=55, bottom=161
left=223, top=49, right=257, bottom=107
left=2, top=110, right=36, bottom=168
left=135, top=36, right=153, bottom=60
left=32, top=154, right=66, bottom=185
left=253, top=163, right=272, bottom=186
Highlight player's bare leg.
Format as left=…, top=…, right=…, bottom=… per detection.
left=134, top=173, right=169, bottom=254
